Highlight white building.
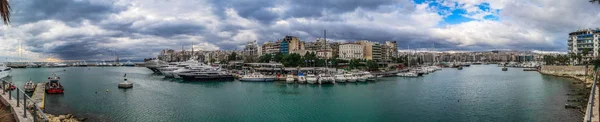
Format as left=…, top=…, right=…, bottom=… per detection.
left=568, top=28, right=600, bottom=63
left=339, top=43, right=364, bottom=60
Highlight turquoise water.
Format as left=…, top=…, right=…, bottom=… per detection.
left=3, top=65, right=583, bottom=121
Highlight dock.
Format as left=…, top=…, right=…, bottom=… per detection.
left=30, top=83, right=45, bottom=109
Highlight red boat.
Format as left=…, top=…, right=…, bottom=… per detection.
left=4, top=82, right=15, bottom=91
left=45, top=74, right=64, bottom=94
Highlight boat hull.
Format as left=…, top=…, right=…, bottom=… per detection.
left=180, top=75, right=235, bottom=82
left=46, top=88, right=64, bottom=94
left=239, top=78, right=276, bottom=82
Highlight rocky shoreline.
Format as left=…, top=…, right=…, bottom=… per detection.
left=46, top=113, right=84, bottom=122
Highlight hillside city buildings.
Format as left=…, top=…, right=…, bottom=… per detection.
left=568, top=28, right=600, bottom=63
left=156, top=35, right=550, bottom=67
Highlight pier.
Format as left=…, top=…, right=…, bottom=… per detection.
left=0, top=80, right=48, bottom=122
left=31, top=83, right=46, bottom=109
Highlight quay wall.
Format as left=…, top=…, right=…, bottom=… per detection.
left=539, top=65, right=592, bottom=83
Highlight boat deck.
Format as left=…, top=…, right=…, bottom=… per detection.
left=30, top=82, right=45, bottom=109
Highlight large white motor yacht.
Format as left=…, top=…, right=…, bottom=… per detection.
left=0, top=63, right=11, bottom=79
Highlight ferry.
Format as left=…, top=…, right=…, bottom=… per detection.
left=45, top=74, right=64, bottom=94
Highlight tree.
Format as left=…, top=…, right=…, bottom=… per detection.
left=0, top=0, right=8, bottom=25
left=366, top=60, right=379, bottom=71
left=273, top=53, right=283, bottom=62
left=259, top=54, right=272, bottom=63
left=228, top=52, right=238, bottom=62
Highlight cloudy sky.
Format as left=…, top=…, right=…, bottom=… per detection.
left=0, top=0, right=599, bottom=61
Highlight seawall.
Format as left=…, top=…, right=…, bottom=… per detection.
left=539, top=65, right=592, bottom=84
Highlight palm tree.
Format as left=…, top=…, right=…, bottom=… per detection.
left=0, top=0, right=9, bottom=25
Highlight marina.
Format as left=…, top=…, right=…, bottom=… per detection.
left=0, top=65, right=584, bottom=121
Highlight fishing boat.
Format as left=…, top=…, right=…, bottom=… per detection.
left=286, top=74, right=295, bottom=83
left=306, top=74, right=318, bottom=84
left=45, top=74, right=64, bottom=94
left=24, top=80, right=36, bottom=92
left=239, top=73, right=276, bottom=82
left=297, top=73, right=306, bottom=84
left=334, top=74, right=346, bottom=83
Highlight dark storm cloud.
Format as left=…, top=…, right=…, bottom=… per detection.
left=10, top=0, right=123, bottom=25
left=286, top=0, right=399, bottom=18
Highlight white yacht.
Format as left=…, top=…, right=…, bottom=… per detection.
left=334, top=74, right=346, bottom=83
left=286, top=74, right=295, bottom=83
left=318, top=74, right=335, bottom=84
left=397, top=72, right=419, bottom=77
left=306, top=74, right=318, bottom=84
left=144, top=59, right=167, bottom=73
left=239, top=73, right=276, bottom=82
left=345, top=74, right=356, bottom=82
left=357, top=73, right=367, bottom=82
left=54, top=63, right=68, bottom=67
left=363, top=72, right=375, bottom=81
left=0, top=63, right=11, bottom=79
left=297, top=73, right=306, bottom=84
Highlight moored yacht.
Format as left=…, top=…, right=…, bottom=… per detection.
left=306, top=74, right=318, bottom=84
left=239, top=73, right=276, bottom=82
left=397, top=72, right=419, bottom=77
left=179, top=70, right=235, bottom=82
left=286, top=74, right=295, bottom=83
left=345, top=74, right=357, bottom=82
left=318, top=74, right=335, bottom=84
left=144, top=59, right=167, bottom=73
left=334, top=74, right=346, bottom=83
left=0, top=63, right=11, bottom=79
left=297, top=73, right=306, bottom=84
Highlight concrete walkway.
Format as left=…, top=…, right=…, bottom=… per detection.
left=0, top=90, right=34, bottom=122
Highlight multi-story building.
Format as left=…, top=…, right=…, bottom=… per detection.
left=568, top=28, right=600, bottom=63
left=261, top=41, right=280, bottom=55
left=357, top=40, right=382, bottom=61
left=339, top=43, right=364, bottom=60
left=244, top=40, right=260, bottom=56
left=281, top=36, right=305, bottom=54
left=382, top=41, right=398, bottom=62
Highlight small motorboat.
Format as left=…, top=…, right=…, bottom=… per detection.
left=397, top=72, right=419, bottom=77
left=306, top=74, right=318, bottom=84
left=297, top=73, right=306, bottom=84
left=45, top=74, right=64, bottom=94
left=457, top=66, right=463, bottom=70
left=286, top=74, right=295, bottom=83
left=334, top=74, right=346, bottom=83
left=345, top=74, right=357, bottom=82
left=4, top=82, right=16, bottom=91
left=502, top=67, right=508, bottom=71
left=24, top=80, right=36, bottom=92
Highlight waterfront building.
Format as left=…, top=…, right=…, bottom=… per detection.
left=357, top=40, right=382, bottom=61
left=280, top=36, right=305, bottom=54
left=339, top=43, right=364, bottom=60
left=261, top=41, right=280, bottom=55
left=382, top=41, right=398, bottom=63
left=568, top=28, right=600, bottom=64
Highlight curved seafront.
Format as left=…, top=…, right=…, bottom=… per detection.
left=3, top=65, right=583, bottom=121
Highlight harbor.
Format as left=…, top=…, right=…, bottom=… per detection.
left=0, top=65, right=584, bottom=121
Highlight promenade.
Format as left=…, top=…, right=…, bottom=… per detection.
left=0, top=88, right=33, bottom=122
